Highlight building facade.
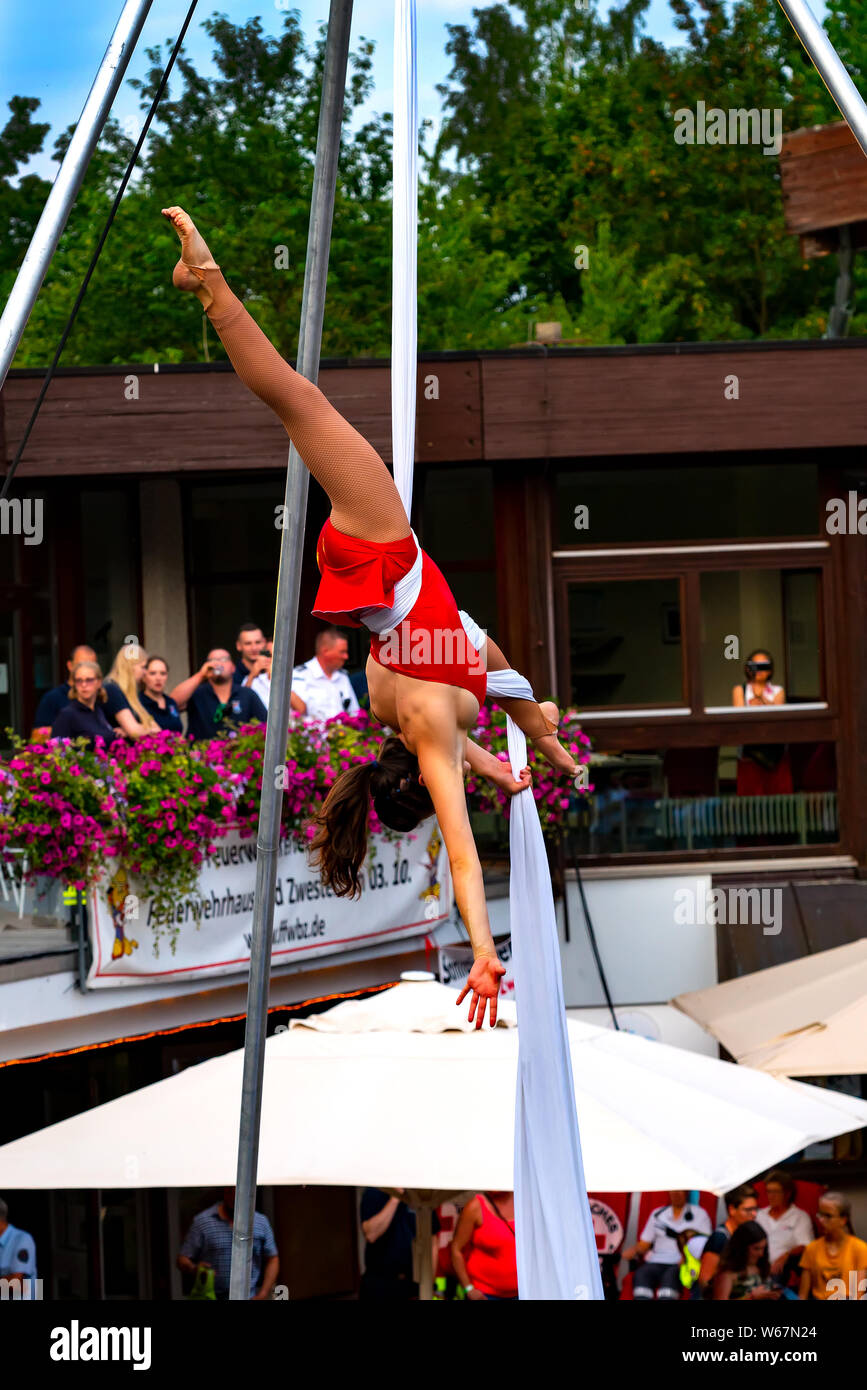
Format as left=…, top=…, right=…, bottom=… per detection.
left=1, top=339, right=865, bottom=1297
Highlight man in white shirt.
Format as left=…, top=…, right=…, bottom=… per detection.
left=623, top=1191, right=713, bottom=1300
left=755, top=1170, right=814, bottom=1280
left=291, top=628, right=359, bottom=721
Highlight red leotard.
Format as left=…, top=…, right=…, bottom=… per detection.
left=313, top=518, right=487, bottom=704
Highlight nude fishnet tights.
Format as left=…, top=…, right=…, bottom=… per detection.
left=198, top=266, right=409, bottom=542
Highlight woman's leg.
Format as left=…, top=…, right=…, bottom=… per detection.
left=162, top=206, right=409, bottom=543
left=483, top=635, right=577, bottom=774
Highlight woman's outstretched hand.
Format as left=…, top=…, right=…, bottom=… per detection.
left=457, top=954, right=507, bottom=1029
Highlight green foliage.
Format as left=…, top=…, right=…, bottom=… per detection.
left=2, top=1, right=866, bottom=362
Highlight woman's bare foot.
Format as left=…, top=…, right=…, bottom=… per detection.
left=161, top=205, right=220, bottom=309
left=530, top=700, right=578, bottom=777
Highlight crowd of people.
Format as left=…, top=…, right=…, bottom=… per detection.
left=622, top=1176, right=867, bottom=1302
left=30, top=625, right=365, bottom=749
left=4, top=1173, right=865, bottom=1300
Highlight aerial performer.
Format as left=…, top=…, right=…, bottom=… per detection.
left=162, top=206, right=581, bottom=1030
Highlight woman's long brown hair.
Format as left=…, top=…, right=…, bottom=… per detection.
left=309, top=735, right=434, bottom=897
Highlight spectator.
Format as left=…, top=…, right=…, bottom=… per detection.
left=291, top=628, right=359, bottom=721
left=0, top=1196, right=38, bottom=1299
left=755, top=1170, right=814, bottom=1285
left=451, top=1191, right=518, bottom=1301
left=234, top=623, right=270, bottom=689
left=799, top=1192, right=867, bottom=1301
left=694, top=1184, right=758, bottom=1298
left=31, top=643, right=96, bottom=740
left=104, top=644, right=156, bottom=739
left=623, top=1190, right=712, bottom=1301
left=234, top=632, right=273, bottom=712
left=50, top=661, right=120, bottom=748
left=359, top=1188, right=438, bottom=1300
left=139, top=656, right=184, bottom=732
left=177, top=1187, right=279, bottom=1301
left=732, top=649, right=786, bottom=707
left=170, top=649, right=267, bottom=741
left=713, top=1222, right=781, bottom=1301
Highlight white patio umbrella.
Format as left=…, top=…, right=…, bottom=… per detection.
left=1, top=979, right=864, bottom=1199
left=672, top=939, right=867, bottom=1076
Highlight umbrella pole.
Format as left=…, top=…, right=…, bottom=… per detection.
left=415, top=1205, right=434, bottom=1301
left=0, top=0, right=155, bottom=390
left=776, top=0, right=867, bottom=157
left=227, top=0, right=354, bottom=1301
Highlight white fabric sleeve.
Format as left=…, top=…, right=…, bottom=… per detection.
left=458, top=610, right=536, bottom=703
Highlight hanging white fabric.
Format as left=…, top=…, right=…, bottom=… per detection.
left=391, top=0, right=602, bottom=1300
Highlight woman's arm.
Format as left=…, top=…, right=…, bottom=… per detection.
left=732, top=685, right=745, bottom=706
left=712, top=1270, right=734, bottom=1301
left=361, top=1194, right=401, bottom=1243
left=115, top=708, right=148, bottom=740
left=464, top=737, right=531, bottom=796
left=450, top=1198, right=484, bottom=1299
left=413, top=705, right=504, bottom=1027
left=798, top=1267, right=812, bottom=1301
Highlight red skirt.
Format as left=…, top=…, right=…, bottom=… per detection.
left=312, top=518, right=487, bottom=704
left=313, top=517, right=417, bottom=628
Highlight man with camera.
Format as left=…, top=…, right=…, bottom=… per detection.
left=171, top=648, right=268, bottom=740
left=233, top=623, right=274, bottom=711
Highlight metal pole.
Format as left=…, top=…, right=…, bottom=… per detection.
left=0, top=0, right=155, bottom=391
left=228, top=0, right=354, bottom=1302
left=776, top=0, right=867, bottom=159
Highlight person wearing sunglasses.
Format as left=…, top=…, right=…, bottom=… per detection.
left=50, top=661, right=121, bottom=749
left=170, top=648, right=267, bottom=741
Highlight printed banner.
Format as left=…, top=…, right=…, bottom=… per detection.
left=87, top=822, right=451, bottom=988
left=437, top=937, right=515, bottom=1000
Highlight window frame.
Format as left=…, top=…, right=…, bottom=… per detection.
left=554, top=540, right=836, bottom=745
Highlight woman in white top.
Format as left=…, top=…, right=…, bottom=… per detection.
left=732, top=649, right=785, bottom=707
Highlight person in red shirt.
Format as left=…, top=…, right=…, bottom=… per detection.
left=451, top=1192, right=518, bottom=1300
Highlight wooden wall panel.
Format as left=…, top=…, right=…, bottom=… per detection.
left=481, top=348, right=867, bottom=459
left=1, top=360, right=482, bottom=478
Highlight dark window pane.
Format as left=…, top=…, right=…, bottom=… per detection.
left=567, top=579, right=682, bottom=707
left=566, top=743, right=838, bottom=855
left=81, top=490, right=138, bottom=671
left=422, top=467, right=499, bottom=633
left=555, top=463, right=818, bottom=544
left=188, top=481, right=282, bottom=578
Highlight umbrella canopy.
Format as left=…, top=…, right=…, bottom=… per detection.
left=0, top=980, right=865, bottom=1193
left=672, top=939, right=867, bottom=1076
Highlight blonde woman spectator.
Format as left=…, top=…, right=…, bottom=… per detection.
left=104, top=644, right=156, bottom=738
left=799, top=1193, right=867, bottom=1301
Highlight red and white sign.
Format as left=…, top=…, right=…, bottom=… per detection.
left=87, top=823, right=451, bottom=988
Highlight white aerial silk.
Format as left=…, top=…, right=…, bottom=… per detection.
left=392, top=0, right=602, bottom=1300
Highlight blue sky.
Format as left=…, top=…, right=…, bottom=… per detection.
left=0, top=0, right=688, bottom=180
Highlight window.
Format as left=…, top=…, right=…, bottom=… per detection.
left=700, top=569, right=822, bottom=708
left=554, top=461, right=818, bottom=546
left=186, top=480, right=283, bottom=657
left=81, top=489, right=140, bottom=672
left=421, top=467, right=498, bottom=634
left=567, top=743, right=838, bottom=856
left=567, top=578, right=683, bottom=708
